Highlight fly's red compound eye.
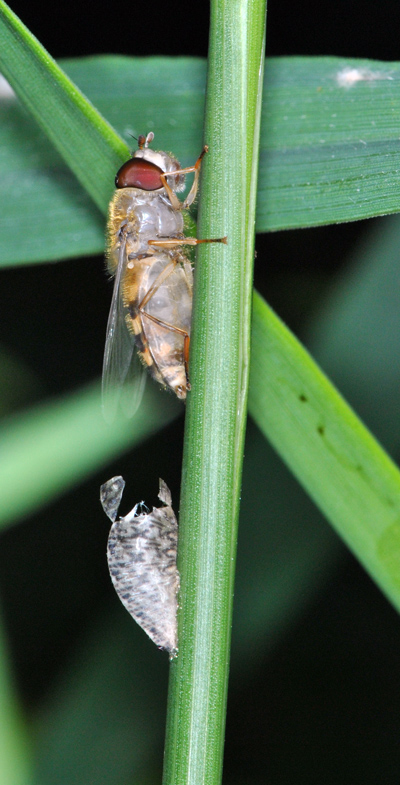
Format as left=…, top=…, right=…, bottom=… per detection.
left=115, top=158, right=164, bottom=190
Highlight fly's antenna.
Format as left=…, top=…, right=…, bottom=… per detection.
left=137, top=135, right=146, bottom=149
left=126, top=132, right=155, bottom=158
left=136, top=132, right=154, bottom=150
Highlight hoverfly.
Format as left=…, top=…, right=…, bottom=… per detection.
left=102, top=132, right=226, bottom=420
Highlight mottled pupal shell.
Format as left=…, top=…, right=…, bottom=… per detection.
left=100, top=477, right=179, bottom=656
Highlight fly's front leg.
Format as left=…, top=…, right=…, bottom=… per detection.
left=161, top=146, right=208, bottom=210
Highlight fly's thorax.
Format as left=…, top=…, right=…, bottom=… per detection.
left=106, top=189, right=185, bottom=273
left=132, top=193, right=184, bottom=243
left=133, top=147, right=179, bottom=172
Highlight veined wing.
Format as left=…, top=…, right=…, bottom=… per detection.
left=102, top=234, right=146, bottom=423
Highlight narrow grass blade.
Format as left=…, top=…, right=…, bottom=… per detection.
left=162, top=2, right=267, bottom=784
left=0, top=0, right=127, bottom=214
left=249, top=291, right=400, bottom=613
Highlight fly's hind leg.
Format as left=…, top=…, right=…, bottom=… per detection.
left=141, top=310, right=191, bottom=393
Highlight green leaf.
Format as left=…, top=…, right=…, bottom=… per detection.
left=249, top=290, right=400, bottom=613
left=0, top=0, right=126, bottom=217
left=2, top=49, right=400, bottom=267
left=260, top=56, right=400, bottom=229
left=0, top=383, right=179, bottom=529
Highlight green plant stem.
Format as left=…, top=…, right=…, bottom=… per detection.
left=162, top=2, right=267, bottom=784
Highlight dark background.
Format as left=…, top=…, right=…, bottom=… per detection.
left=8, top=0, right=400, bottom=61
left=1, top=1, right=400, bottom=783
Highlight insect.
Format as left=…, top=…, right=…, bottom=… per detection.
left=102, top=132, right=226, bottom=420
left=100, top=476, right=179, bottom=656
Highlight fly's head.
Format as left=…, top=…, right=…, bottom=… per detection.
left=115, top=132, right=185, bottom=195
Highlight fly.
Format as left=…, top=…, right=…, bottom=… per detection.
left=102, top=132, right=226, bottom=420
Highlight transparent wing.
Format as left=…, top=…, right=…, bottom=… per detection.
left=102, top=235, right=146, bottom=423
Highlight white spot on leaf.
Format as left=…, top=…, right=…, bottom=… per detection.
left=336, top=67, right=394, bottom=88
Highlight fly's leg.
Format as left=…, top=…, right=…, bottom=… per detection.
left=158, top=145, right=228, bottom=240
left=149, top=236, right=227, bottom=249
left=137, top=258, right=181, bottom=311
left=140, top=311, right=191, bottom=392
left=160, top=146, right=208, bottom=210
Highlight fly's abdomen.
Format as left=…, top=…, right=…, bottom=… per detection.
left=127, top=253, right=193, bottom=399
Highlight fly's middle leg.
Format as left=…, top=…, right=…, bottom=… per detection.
left=149, top=236, right=227, bottom=249
left=137, top=258, right=180, bottom=311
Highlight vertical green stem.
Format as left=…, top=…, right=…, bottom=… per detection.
left=163, top=2, right=267, bottom=784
